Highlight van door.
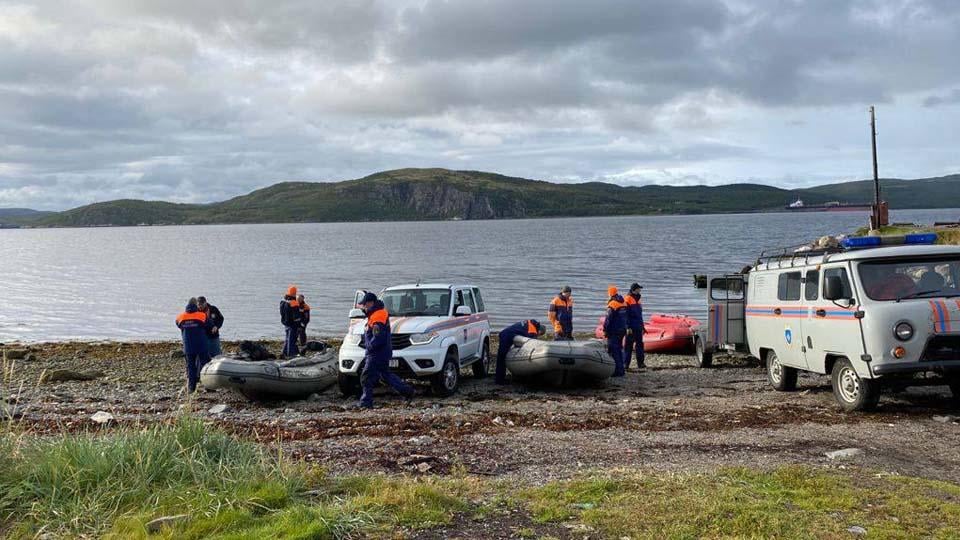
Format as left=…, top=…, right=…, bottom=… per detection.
left=706, top=275, right=746, bottom=348
left=452, top=288, right=472, bottom=360
left=462, top=289, right=481, bottom=360
left=803, top=263, right=860, bottom=374
left=775, top=270, right=807, bottom=369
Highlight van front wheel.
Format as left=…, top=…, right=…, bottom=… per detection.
left=766, top=351, right=797, bottom=391
left=831, top=358, right=880, bottom=412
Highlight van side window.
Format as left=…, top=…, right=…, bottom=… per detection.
left=805, top=270, right=819, bottom=301
left=777, top=272, right=802, bottom=301
left=463, top=289, right=477, bottom=314
left=823, top=267, right=854, bottom=299
left=710, top=277, right=744, bottom=301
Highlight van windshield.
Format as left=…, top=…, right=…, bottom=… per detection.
left=858, top=257, right=960, bottom=301
left=381, top=288, right=451, bottom=317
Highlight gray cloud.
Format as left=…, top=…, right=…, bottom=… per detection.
left=0, top=0, right=959, bottom=210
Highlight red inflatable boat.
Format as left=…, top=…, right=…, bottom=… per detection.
left=594, top=313, right=700, bottom=353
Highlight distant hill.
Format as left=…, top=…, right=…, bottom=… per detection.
left=0, top=208, right=53, bottom=225
left=21, top=169, right=960, bottom=227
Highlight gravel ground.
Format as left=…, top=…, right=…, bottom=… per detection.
left=3, top=340, right=960, bottom=485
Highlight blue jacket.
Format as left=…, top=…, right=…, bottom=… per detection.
left=176, top=304, right=211, bottom=356
left=603, top=295, right=628, bottom=335
left=361, top=301, right=392, bottom=363
left=500, top=319, right=542, bottom=340
left=625, top=293, right=644, bottom=329
left=548, top=295, right=573, bottom=335
left=280, top=297, right=301, bottom=327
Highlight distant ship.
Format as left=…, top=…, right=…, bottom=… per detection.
left=784, top=198, right=872, bottom=212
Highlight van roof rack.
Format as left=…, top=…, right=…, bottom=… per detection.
left=756, top=244, right=843, bottom=265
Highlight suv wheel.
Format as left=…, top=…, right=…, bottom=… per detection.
left=831, top=358, right=880, bottom=412
left=695, top=337, right=713, bottom=368
left=472, top=339, right=491, bottom=378
left=338, top=371, right=361, bottom=398
left=432, top=349, right=460, bottom=397
left=766, top=351, right=797, bottom=391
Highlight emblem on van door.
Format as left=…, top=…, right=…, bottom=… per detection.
left=784, top=328, right=793, bottom=345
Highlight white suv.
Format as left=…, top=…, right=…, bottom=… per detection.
left=338, top=283, right=492, bottom=397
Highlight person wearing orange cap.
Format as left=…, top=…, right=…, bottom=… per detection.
left=280, top=285, right=301, bottom=358
left=623, top=283, right=645, bottom=369
left=602, top=285, right=628, bottom=377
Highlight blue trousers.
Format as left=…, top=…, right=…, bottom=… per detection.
left=360, top=357, right=414, bottom=407
left=185, top=352, right=210, bottom=392
left=607, top=332, right=625, bottom=376
left=496, top=330, right=521, bottom=383
left=283, top=326, right=299, bottom=357
left=624, top=326, right=645, bottom=368
left=207, top=336, right=222, bottom=358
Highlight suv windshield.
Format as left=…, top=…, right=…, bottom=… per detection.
left=381, top=288, right=451, bottom=317
left=858, top=256, right=960, bottom=301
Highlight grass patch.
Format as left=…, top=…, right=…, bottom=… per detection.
left=0, top=420, right=481, bottom=539
left=522, top=466, right=960, bottom=539
left=4, top=421, right=960, bottom=539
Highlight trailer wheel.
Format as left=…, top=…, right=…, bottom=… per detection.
left=695, top=337, right=713, bottom=368
left=766, top=351, right=797, bottom=391
left=831, top=358, right=880, bottom=412
left=338, top=372, right=361, bottom=398
left=947, top=377, right=960, bottom=408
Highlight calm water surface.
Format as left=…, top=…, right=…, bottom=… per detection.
left=2, top=209, right=958, bottom=341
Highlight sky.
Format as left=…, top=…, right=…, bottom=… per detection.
left=1, top=0, right=959, bottom=210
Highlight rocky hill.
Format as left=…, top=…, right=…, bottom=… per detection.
left=22, top=168, right=960, bottom=227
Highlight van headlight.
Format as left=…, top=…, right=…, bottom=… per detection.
left=409, top=332, right=439, bottom=345
left=344, top=334, right=362, bottom=346
left=894, top=322, right=914, bottom=341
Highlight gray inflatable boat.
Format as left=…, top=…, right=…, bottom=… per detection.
left=200, top=350, right=338, bottom=400
left=505, top=337, right=616, bottom=384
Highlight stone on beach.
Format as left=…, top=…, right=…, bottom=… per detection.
left=825, top=448, right=863, bottom=460
left=40, top=369, right=104, bottom=383
left=90, top=411, right=114, bottom=424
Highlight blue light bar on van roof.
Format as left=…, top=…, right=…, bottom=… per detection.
left=841, top=233, right=938, bottom=249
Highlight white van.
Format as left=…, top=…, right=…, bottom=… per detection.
left=695, top=234, right=960, bottom=411
left=337, top=283, right=492, bottom=397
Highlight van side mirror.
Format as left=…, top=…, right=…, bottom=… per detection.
left=349, top=308, right=365, bottom=319
left=455, top=305, right=472, bottom=316
left=823, top=276, right=844, bottom=301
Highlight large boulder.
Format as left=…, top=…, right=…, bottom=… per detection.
left=3, top=349, right=29, bottom=361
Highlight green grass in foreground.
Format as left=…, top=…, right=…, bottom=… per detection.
left=2, top=421, right=960, bottom=539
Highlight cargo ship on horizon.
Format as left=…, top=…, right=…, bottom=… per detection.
left=784, top=198, right=872, bottom=212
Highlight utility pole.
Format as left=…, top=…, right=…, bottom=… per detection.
left=869, top=106, right=884, bottom=229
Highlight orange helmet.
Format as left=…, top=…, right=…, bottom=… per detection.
left=607, top=285, right=618, bottom=297
left=287, top=285, right=298, bottom=296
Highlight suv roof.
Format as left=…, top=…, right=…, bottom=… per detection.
left=384, top=283, right=477, bottom=291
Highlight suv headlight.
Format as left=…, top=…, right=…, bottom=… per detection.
left=894, top=322, right=914, bottom=341
left=344, top=334, right=362, bottom=346
left=409, top=332, right=439, bottom=345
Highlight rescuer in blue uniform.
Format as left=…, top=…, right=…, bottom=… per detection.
left=280, top=286, right=301, bottom=358
left=358, top=292, right=414, bottom=408
left=602, top=286, right=628, bottom=377
left=176, top=297, right=212, bottom=393
left=548, top=286, right=574, bottom=340
left=623, top=283, right=645, bottom=369
left=495, top=319, right=545, bottom=384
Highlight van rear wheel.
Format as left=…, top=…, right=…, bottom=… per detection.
left=695, top=337, right=713, bottom=368
left=766, top=351, right=797, bottom=391
left=831, top=358, right=880, bottom=412
left=431, top=349, right=460, bottom=397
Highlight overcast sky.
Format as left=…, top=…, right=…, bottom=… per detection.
left=1, top=0, right=959, bottom=210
